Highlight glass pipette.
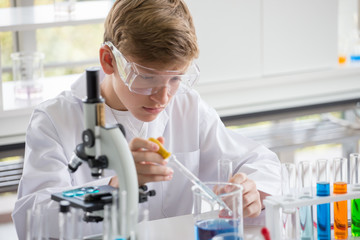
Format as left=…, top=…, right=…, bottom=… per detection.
left=149, top=138, right=232, bottom=215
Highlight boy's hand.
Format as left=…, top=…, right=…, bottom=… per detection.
left=228, top=173, right=262, bottom=218
left=109, top=137, right=173, bottom=187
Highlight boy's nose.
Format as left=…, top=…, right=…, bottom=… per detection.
left=149, top=86, right=170, bottom=104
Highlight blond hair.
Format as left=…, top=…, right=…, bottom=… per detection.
left=104, top=0, right=199, bottom=65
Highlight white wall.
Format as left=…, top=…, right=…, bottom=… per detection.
left=186, top=0, right=339, bottom=83
left=186, top=0, right=262, bottom=83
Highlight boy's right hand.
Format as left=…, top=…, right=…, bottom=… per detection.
left=129, top=136, right=173, bottom=186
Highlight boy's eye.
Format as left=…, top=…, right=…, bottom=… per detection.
left=141, top=75, right=154, bottom=80
left=170, top=76, right=181, bottom=82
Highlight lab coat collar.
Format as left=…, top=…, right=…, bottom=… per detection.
left=70, top=69, right=169, bottom=138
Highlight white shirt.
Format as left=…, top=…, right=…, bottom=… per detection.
left=12, top=70, right=281, bottom=239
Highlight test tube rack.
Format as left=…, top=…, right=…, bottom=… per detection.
left=263, top=186, right=360, bottom=240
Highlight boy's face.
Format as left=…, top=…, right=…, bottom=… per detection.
left=109, top=57, right=190, bottom=122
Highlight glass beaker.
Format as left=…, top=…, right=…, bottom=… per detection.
left=192, top=181, right=243, bottom=240
left=54, top=0, right=76, bottom=16
left=11, top=52, right=44, bottom=100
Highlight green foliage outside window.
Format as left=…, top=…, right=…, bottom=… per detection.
left=1, top=1, right=106, bottom=81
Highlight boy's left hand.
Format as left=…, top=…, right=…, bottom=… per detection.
left=228, top=173, right=263, bottom=218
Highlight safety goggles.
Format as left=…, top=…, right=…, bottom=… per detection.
left=104, top=41, right=200, bottom=96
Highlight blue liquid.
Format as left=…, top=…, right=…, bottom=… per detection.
left=350, top=55, right=360, bottom=62
left=62, top=186, right=99, bottom=197
left=194, top=219, right=242, bottom=240
left=316, top=182, right=331, bottom=240
left=299, top=203, right=314, bottom=240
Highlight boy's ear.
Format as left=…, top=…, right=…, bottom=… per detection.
left=99, top=45, right=115, bottom=75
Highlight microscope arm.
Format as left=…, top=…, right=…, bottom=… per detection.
left=99, top=125, right=139, bottom=238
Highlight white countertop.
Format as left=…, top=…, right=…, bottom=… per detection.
left=137, top=213, right=266, bottom=240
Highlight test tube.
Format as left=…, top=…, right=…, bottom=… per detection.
left=281, top=163, right=297, bottom=200
left=298, top=161, right=314, bottom=240
left=71, top=208, right=83, bottom=240
left=26, top=202, right=51, bottom=240
left=350, top=153, right=360, bottom=237
left=333, top=157, right=348, bottom=239
left=103, top=204, right=112, bottom=240
left=281, top=163, right=299, bottom=240
left=217, top=159, right=233, bottom=182
left=316, top=159, right=331, bottom=240
left=59, top=200, right=72, bottom=240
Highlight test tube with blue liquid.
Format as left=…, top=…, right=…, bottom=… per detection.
left=350, top=153, right=360, bottom=237
left=316, top=159, right=331, bottom=240
left=298, top=161, right=314, bottom=240
left=281, top=162, right=299, bottom=240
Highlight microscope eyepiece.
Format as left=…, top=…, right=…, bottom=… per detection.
left=85, top=67, right=103, bottom=103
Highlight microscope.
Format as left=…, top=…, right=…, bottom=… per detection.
left=51, top=67, right=155, bottom=239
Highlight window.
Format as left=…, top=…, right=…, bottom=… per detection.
left=1, top=0, right=108, bottom=83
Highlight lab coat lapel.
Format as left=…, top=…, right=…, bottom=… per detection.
left=147, top=108, right=169, bottom=139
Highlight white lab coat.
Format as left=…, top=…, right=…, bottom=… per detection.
left=12, top=70, right=281, bottom=239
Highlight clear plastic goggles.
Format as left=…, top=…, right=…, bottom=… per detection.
left=104, top=41, right=200, bottom=96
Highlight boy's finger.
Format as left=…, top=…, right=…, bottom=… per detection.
left=229, top=172, right=247, bottom=184
left=129, top=137, right=159, bottom=152
left=132, top=151, right=168, bottom=165
left=136, top=163, right=173, bottom=176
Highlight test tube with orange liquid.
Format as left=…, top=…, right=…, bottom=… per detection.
left=333, top=157, right=348, bottom=239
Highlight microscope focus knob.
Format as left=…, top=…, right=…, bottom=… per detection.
left=83, top=129, right=95, bottom=147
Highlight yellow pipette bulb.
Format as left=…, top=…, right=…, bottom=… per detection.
left=148, top=137, right=171, bottom=159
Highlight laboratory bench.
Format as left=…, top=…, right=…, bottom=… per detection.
left=135, top=213, right=265, bottom=240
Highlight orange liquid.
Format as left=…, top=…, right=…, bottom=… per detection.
left=338, top=56, right=347, bottom=64
left=333, top=182, right=348, bottom=239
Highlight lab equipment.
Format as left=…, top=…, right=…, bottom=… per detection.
left=281, top=163, right=299, bottom=240
left=104, top=41, right=200, bottom=96
left=26, top=202, right=50, bottom=240
left=11, top=52, right=44, bottom=99
left=264, top=188, right=360, bottom=240
left=192, top=182, right=243, bottom=240
left=59, top=200, right=72, bottom=240
left=71, top=207, right=83, bottom=240
left=316, top=159, right=331, bottom=240
left=148, top=137, right=232, bottom=214
left=261, top=227, right=271, bottom=240
left=350, top=153, right=360, bottom=237
left=332, top=157, right=348, bottom=239
left=264, top=155, right=360, bottom=240
left=298, top=161, right=314, bottom=240
left=52, top=185, right=115, bottom=213
left=218, top=159, right=233, bottom=182
left=52, top=67, right=155, bottom=239
left=54, top=0, right=75, bottom=15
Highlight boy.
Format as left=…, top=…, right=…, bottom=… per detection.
left=13, top=0, right=281, bottom=239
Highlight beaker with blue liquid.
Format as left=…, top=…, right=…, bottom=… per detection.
left=192, top=182, right=243, bottom=240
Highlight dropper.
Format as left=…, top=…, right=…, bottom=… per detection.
left=149, top=138, right=232, bottom=215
